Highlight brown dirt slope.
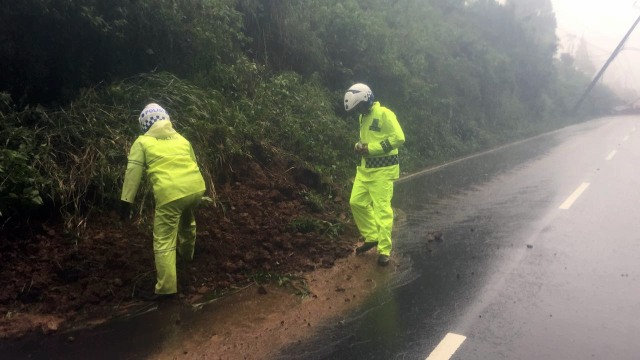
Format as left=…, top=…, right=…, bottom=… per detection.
left=0, top=157, right=359, bottom=339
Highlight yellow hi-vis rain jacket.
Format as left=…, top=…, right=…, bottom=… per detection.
left=121, top=120, right=206, bottom=206
left=356, top=102, right=405, bottom=181
left=350, top=102, right=405, bottom=256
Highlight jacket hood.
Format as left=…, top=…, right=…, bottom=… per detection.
left=144, top=120, right=177, bottom=138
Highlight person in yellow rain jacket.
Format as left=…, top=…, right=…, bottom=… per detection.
left=344, top=83, right=405, bottom=266
left=121, top=103, right=206, bottom=300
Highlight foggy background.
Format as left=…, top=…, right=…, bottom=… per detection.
left=552, top=0, right=640, bottom=104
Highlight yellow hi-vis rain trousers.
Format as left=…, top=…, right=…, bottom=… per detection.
left=153, top=191, right=204, bottom=294
left=350, top=179, right=394, bottom=256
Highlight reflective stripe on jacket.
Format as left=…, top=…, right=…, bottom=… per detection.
left=121, top=120, right=206, bottom=206
left=356, top=102, right=405, bottom=181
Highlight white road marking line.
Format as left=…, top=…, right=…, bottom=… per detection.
left=559, top=182, right=590, bottom=210
left=606, top=150, right=617, bottom=161
left=623, top=135, right=629, bottom=142
left=426, top=333, right=467, bottom=360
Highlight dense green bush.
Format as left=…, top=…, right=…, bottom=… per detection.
left=0, top=71, right=353, bottom=230
left=0, top=0, right=622, bottom=229
left=238, top=0, right=619, bottom=165
left=0, top=0, right=244, bottom=106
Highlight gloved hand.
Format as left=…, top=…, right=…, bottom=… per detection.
left=119, top=201, right=132, bottom=222
left=355, top=142, right=369, bottom=156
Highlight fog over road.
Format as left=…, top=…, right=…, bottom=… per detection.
left=282, top=115, right=640, bottom=360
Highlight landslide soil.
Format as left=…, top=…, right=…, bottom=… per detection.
left=0, top=157, right=360, bottom=340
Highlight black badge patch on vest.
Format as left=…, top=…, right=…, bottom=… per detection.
left=380, top=139, right=393, bottom=153
left=369, top=119, right=381, bottom=132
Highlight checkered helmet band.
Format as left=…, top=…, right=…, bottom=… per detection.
left=139, top=103, right=170, bottom=133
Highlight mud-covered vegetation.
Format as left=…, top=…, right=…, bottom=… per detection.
left=0, top=0, right=620, bottom=337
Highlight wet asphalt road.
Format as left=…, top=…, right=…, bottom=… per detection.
left=3, top=116, right=639, bottom=360
left=279, top=115, right=640, bottom=359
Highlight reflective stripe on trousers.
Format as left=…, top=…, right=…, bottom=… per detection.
left=153, top=191, right=204, bottom=294
left=349, top=178, right=394, bottom=256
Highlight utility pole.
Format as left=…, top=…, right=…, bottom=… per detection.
left=572, top=14, right=640, bottom=114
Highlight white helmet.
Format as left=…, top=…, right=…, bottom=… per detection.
left=344, top=83, right=374, bottom=112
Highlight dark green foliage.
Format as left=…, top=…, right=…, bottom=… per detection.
left=0, top=0, right=622, bottom=228
left=0, top=71, right=351, bottom=230
left=236, top=72, right=353, bottom=180
left=238, top=0, right=619, bottom=164
left=287, top=216, right=344, bottom=239
left=0, top=0, right=244, bottom=106
left=0, top=147, right=45, bottom=218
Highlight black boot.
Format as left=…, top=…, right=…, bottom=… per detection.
left=377, top=254, right=390, bottom=266
left=355, top=241, right=378, bottom=255
left=138, top=290, right=176, bottom=302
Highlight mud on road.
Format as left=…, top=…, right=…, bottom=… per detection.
left=0, top=159, right=360, bottom=341
left=151, top=252, right=396, bottom=360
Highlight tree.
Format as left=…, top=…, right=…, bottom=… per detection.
left=574, top=37, right=596, bottom=76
